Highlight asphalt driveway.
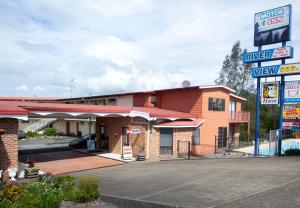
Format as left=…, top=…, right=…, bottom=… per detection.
left=19, top=136, right=78, bottom=152
left=71, top=157, right=300, bottom=208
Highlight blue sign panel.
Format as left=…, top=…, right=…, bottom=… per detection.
left=243, top=46, right=293, bottom=63
left=252, top=63, right=300, bottom=78
left=252, top=65, right=280, bottom=77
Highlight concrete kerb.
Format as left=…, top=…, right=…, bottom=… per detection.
left=101, top=194, right=193, bottom=208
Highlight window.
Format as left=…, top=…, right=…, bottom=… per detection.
left=151, top=94, right=157, bottom=105
left=192, top=128, right=200, bottom=145
left=107, top=98, right=117, bottom=106
left=208, top=97, right=225, bottom=111
left=229, top=100, right=236, bottom=112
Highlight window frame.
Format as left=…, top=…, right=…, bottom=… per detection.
left=208, top=97, right=225, bottom=111
left=192, top=128, right=200, bottom=145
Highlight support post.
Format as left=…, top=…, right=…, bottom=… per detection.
left=278, top=41, right=286, bottom=155
left=88, top=117, right=92, bottom=140
left=188, top=141, right=191, bottom=159
left=254, top=46, right=262, bottom=156
left=214, top=135, right=217, bottom=154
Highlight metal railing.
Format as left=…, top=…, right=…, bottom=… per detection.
left=23, top=119, right=57, bottom=132
left=229, top=111, right=250, bottom=122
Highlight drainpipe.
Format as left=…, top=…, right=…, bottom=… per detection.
left=147, top=121, right=151, bottom=159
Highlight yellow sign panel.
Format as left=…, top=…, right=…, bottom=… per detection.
left=283, top=105, right=300, bottom=119
left=279, top=65, right=300, bottom=74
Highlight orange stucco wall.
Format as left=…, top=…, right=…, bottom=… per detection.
left=195, top=89, right=230, bottom=154
left=132, top=88, right=245, bottom=155
left=157, top=88, right=202, bottom=116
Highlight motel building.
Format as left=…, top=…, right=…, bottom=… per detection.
left=0, top=85, right=250, bottom=176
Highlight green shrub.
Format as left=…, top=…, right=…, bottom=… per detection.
left=52, top=175, right=76, bottom=191
left=0, top=183, right=27, bottom=203
left=26, top=131, right=39, bottom=138
left=0, top=175, right=100, bottom=207
left=76, top=176, right=100, bottom=203
left=284, top=148, right=300, bottom=155
left=43, top=128, right=57, bottom=136
left=19, top=181, right=64, bottom=208
left=0, top=199, right=13, bottom=208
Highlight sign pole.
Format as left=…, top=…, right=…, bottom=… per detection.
left=278, top=41, right=287, bottom=155
left=254, top=46, right=262, bottom=156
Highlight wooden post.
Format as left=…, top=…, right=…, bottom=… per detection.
left=215, top=135, right=217, bottom=154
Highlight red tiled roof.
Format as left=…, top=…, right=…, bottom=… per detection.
left=0, top=101, right=195, bottom=120
left=0, top=97, right=62, bottom=101
left=57, top=85, right=236, bottom=101
left=0, top=102, right=29, bottom=115
left=132, top=107, right=195, bottom=119
left=17, top=102, right=131, bottom=113
left=153, top=118, right=205, bottom=128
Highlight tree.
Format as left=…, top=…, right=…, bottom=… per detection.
left=215, top=41, right=254, bottom=94
left=215, top=41, right=279, bottom=137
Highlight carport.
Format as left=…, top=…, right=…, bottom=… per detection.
left=0, top=101, right=198, bottom=178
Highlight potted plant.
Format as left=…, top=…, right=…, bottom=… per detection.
left=7, top=168, right=17, bottom=181
left=24, top=158, right=40, bottom=178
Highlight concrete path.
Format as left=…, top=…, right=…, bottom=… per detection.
left=71, top=157, right=300, bottom=208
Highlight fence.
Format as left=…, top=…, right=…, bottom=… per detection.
left=215, top=130, right=300, bottom=156
left=215, top=132, right=278, bottom=156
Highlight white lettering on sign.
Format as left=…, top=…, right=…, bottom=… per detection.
left=255, top=5, right=290, bottom=32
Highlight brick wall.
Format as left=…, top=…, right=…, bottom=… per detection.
left=173, top=128, right=193, bottom=157
left=0, top=118, right=18, bottom=178
left=96, top=117, right=148, bottom=156
left=150, top=127, right=194, bottom=160
left=148, top=127, right=160, bottom=160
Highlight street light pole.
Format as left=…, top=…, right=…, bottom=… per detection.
left=70, top=78, right=75, bottom=98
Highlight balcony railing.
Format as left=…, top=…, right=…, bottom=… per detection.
left=229, top=111, right=250, bottom=123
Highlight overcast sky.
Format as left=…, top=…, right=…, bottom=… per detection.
left=0, top=0, right=300, bottom=98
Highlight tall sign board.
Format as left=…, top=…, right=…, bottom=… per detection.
left=254, top=5, right=291, bottom=46
left=243, top=4, right=300, bottom=155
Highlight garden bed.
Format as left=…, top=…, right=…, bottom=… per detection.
left=0, top=174, right=104, bottom=208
